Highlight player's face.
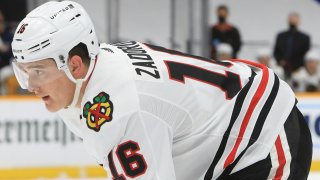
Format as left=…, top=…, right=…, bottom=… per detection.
left=20, top=59, right=75, bottom=112
left=217, top=53, right=232, bottom=61
left=305, top=60, right=318, bottom=74
left=257, top=57, right=270, bottom=67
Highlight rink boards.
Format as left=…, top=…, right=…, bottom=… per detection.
left=0, top=94, right=319, bottom=179
left=296, top=93, right=320, bottom=172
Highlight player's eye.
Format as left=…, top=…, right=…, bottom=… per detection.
left=34, top=69, right=44, bottom=76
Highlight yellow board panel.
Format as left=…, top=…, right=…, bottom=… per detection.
left=295, top=92, right=320, bottom=98
left=0, top=161, right=319, bottom=180
left=311, top=161, right=320, bottom=172
left=0, top=166, right=107, bottom=180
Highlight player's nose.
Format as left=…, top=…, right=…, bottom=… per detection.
left=27, top=79, right=40, bottom=93
left=28, top=86, right=40, bottom=94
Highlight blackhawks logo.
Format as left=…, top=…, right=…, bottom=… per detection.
left=83, top=92, right=113, bottom=132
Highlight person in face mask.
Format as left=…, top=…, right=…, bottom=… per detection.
left=210, top=5, right=242, bottom=60
left=291, top=50, right=320, bottom=92
left=0, top=10, right=13, bottom=69
left=0, top=9, right=15, bottom=95
left=273, top=12, right=310, bottom=80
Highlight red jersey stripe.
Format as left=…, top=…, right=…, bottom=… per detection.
left=273, top=136, right=286, bottom=180
left=224, top=59, right=269, bottom=168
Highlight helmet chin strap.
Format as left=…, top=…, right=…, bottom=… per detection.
left=69, top=79, right=84, bottom=107
left=64, top=56, right=96, bottom=108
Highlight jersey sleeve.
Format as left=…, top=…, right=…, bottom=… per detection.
left=102, top=111, right=176, bottom=180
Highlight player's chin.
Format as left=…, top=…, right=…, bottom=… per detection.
left=44, top=102, right=62, bottom=112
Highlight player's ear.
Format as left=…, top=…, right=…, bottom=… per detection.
left=68, top=55, right=84, bottom=79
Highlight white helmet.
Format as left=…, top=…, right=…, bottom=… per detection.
left=12, top=0, right=99, bottom=89
left=256, top=48, right=271, bottom=59
left=216, top=43, right=232, bottom=55
left=305, top=50, right=320, bottom=62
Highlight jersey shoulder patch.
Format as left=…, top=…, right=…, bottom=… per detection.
left=82, top=91, right=114, bottom=132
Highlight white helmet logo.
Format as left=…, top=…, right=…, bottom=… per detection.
left=50, top=4, right=74, bottom=20
left=17, top=23, right=28, bottom=34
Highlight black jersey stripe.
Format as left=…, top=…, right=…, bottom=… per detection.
left=248, top=73, right=280, bottom=144
left=216, top=73, right=280, bottom=179
left=143, top=43, right=232, bottom=67
left=204, top=71, right=256, bottom=180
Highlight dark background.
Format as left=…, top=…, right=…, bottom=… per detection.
left=0, top=0, right=27, bottom=22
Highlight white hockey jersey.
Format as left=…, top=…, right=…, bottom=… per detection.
left=291, top=67, right=320, bottom=92
left=58, top=41, right=296, bottom=180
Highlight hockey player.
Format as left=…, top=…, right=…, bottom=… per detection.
left=256, top=48, right=285, bottom=80
left=216, top=43, right=233, bottom=61
left=292, top=50, right=320, bottom=92
left=11, top=1, right=312, bottom=179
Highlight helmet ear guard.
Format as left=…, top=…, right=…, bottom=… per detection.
left=12, top=0, right=99, bottom=87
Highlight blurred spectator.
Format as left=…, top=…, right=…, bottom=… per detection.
left=256, top=48, right=285, bottom=80
left=0, top=10, right=13, bottom=69
left=216, top=43, right=232, bottom=60
left=273, top=12, right=310, bottom=79
left=210, top=5, right=241, bottom=59
left=291, top=50, right=320, bottom=92
left=0, top=9, right=15, bottom=95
